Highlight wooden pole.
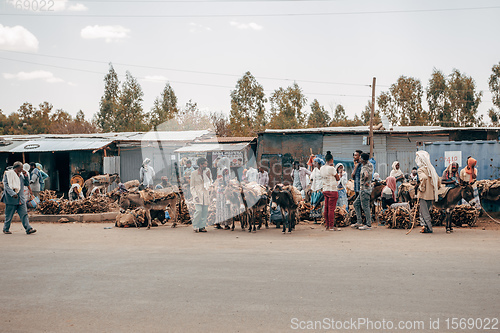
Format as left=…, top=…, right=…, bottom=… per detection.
left=369, top=77, right=376, bottom=158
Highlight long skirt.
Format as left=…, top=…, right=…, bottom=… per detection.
left=215, top=190, right=231, bottom=226
left=337, top=188, right=349, bottom=212
left=310, top=191, right=324, bottom=218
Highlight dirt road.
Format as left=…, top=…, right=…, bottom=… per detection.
left=1, top=222, right=499, bottom=332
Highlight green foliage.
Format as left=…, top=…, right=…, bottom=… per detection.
left=333, top=104, right=347, bottom=123
left=426, top=69, right=449, bottom=126
left=229, top=71, right=267, bottom=136
left=307, top=99, right=330, bottom=128
left=116, top=71, right=147, bottom=132
left=377, top=76, right=425, bottom=126
left=149, top=83, right=179, bottom=131
left=488, top=62, right=500, bottom=126
left=268, top=82, right=307, bottom=129
left=361, top=100, right=380, bottom=125
left=96, top=63, right=120, bottom=132
left=159, top=100, right=212, bottom=131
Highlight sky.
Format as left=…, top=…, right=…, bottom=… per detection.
left=0, top=0, right=499, bottom=126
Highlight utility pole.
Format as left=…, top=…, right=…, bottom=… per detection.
left=369, top=77, right=376, bottom=158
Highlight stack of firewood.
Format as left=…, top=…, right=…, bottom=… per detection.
left=37, top=199, right=60, bottom=215
left=451, top=204, right=479, bottom=227
left=430, top=207, right=446, bottom=226
left=334, top=207, right=349, bottom=227
left=115, top=207, right=156, bottom=228
left=39, top=190, right=57, bottom=203
left=377, top=208, right=394, bottom=226
left=38, top=196, right=112, bottom=215
left=298, top=201, right=312, bottom=221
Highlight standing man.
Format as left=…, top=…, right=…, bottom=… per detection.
left=29, top=162, right=41, bottom=200
left=140, top=158, right=156, bottom=189
left=2, top=161, right=36, bottom=234
left=246, top=166, right=258, bottom=183
left=415, top=151, right=439, bottom=233
left=351, top=150, right=363, bottom=200
left=352, top=153, right=373, bottom=230
left=190, top=157, right=212, bottom=233
left=257, top=167, right=269, bottom=188
left=291, top=161, right=311, bottom=192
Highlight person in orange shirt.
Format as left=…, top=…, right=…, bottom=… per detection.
left=459, top=156, right=480, bottom=208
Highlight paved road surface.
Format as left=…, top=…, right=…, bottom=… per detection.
left=1, top=222, right=499, bottom=332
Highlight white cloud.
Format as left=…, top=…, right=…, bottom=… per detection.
left=229, top=21, right=263, bottom=31
left=6, top=0, right=86, bottom=11
left=143, top=75, right=168, bottom=82
left=68, top=3, right=88, bottom=11
left=0, top=24, right=39, bottom=52
left=189, top=22, right=212, bottom=33
left=3, top=70, right=64, bottom=83
left=81, top=25, right=130, bottom=43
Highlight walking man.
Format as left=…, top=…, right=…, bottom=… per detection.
left=415, top=151, right=439, bottom=233
left=2, top=161, right=37, bottom=235
left=352, top=153, right=373, bottom=230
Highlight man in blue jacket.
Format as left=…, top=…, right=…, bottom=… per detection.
left=2, top=161, right=36, bottom=234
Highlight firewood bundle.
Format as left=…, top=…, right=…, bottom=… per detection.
left=477, top=179, right=500, bottom=201
left=178, top=198, right=191, bottom=224
left=37, top=196, right=112, bottom=215
left=139, top=188, right=177, bottom=204
left=387, top=206, right=412, bottom=229
left=377, top=208, right=394, bottom=226
left=430, top=208, right=446, bottom=226
left=334, top=207, right=349, bottom=227
left=37, top=199, right=60, bottom=215
left=282, top=185, right=303, bottom=205
left=297, top=201, right=312, bottom=220
left=39, top=190, right=57, bottom=203
left=450, top=204, right=479, bottom=227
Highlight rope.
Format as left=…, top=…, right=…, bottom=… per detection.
left=481, top=205, right=500, bottom=225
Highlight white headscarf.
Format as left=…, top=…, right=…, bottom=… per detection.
left=142, top=158, right=151, bottom=167
left=415, top=151, right=439, bottom=202
left=217, top=157, right=231, bottom=176
left=390, top=161, right=403, bottom=178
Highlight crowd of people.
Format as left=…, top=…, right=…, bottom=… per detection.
left=3, top=150, right=480, bottom=235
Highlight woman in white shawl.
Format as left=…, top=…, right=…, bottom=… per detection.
left=415, top=151, right=440, bottom=233
left=389, top=161, right=404, bottom=199
left=336, top=163, right=349, bottom=212
left=215, top=157, right=231, bottom=229
left=140, top=158, right=155, bottom=189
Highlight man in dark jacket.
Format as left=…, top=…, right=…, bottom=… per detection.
left=2, top=161, right=36, bottom=234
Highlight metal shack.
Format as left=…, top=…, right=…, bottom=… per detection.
left=257, top=126, right=500, bottom=187
left=174, top=137, right=257, bottom=180
left=116, top=130, right=213, bottom=183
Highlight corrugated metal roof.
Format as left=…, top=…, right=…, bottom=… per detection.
left=127, top=130, right=212, bottom=142
left=9, top=139, right=113, bottom=153
left=175, top=143, right=249, bottom=153
left=198, top=137, right=256, bottom=143
left=0, top=140, right=28, bottom=152
left=263, top=126, right=500, bottom=134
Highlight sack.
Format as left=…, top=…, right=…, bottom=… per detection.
left=27, top=195, right=40, bottom=209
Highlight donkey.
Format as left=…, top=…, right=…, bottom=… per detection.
left=271, top=185, right=297, bottom=233
left=83, top=173, right=120, bottom=197
left=432, top=182, right=475, bottom=233
left=119, top=192, right=180, bottom=229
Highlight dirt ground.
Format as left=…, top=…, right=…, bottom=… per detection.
left=1, top=220, right=499, bottom=333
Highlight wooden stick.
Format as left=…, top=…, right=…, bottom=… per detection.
left=406, top=197, right=420, bottom=235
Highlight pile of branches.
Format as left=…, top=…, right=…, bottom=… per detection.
left=37, top=196, right=112, bottom=215
left=377, top=208, right=394, bottom=226
left=451, top=204, right=479, bottom=227
left=334, top=207, right=349, bottom=227
left=37, top=199, right=59, bottom=215
left=178, top=198, right=191, bottom=224
left=430, top=208, right=446, bottom=226
left=39, top=190, right=57, bottom=202
left=477, top=179, right=500, bottom=201
left=297, top=201, right=312, bottom=221
left=387, top=206, right=412, bottom=229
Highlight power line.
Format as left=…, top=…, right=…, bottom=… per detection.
left=1, top=6, right=499, bottom=17
left=0, top=49, right=372, bottom=87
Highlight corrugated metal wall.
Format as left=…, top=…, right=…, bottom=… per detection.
left=120, top=145, right=179, bottom=183
left=120, top=147, right=142, bottom=182
left=423, top=140, right=500, bottom=180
